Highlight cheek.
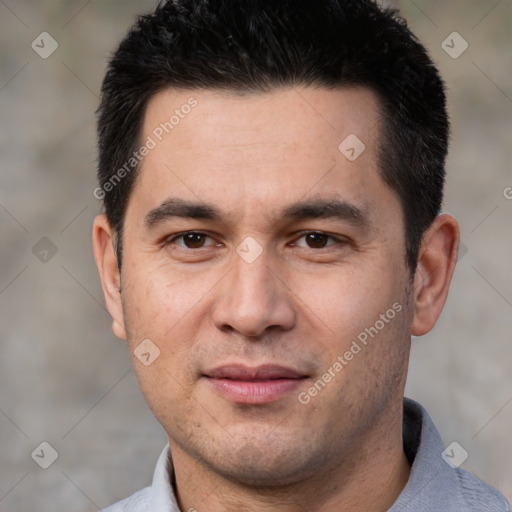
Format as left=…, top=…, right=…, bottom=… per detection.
left=122, top=270, right=204, bottom=411
left=122, top=266, right=211, bottom=341
left=292, top=262, right=410, bottom=389
left=294, top=266, right=398, bottom=339
left=121, top=267, right=214, bottom=391
left=131, top=357, right=198, bottom=433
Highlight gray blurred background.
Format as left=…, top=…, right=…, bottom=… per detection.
left=0, top=1, right=510, bottom=510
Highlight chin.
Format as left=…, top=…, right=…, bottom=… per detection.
left=199, top=439, right=315, bottom=488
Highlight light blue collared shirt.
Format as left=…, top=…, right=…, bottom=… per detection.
left=102, top=398, right=510, bottom=511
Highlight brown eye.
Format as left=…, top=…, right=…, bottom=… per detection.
left=304, top=233, right=330, bottom=248
left=293, top=232, right=340, bottom=249
left=182, top=233, right=207, bottom=248
left=167, top=232, right=216, bottom=249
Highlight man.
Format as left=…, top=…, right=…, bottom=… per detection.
left=92, top=0, right=510, bottom=510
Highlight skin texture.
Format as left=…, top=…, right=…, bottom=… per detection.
left=93, top=86, right=459, bottom=511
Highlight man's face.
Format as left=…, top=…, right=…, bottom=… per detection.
left=111, top=86, right=414, bottom=484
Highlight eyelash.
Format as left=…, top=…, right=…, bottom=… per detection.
left=164, top=231, right=348, bottom=250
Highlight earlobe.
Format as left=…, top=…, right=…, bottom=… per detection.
left=92, top=214, right=127, bottom=340
left=411, top=214, right=460, bottom=337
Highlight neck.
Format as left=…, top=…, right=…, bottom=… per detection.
left=170, top=400, right=410, bottom=512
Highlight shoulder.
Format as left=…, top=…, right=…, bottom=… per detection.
left=100, top=486, right=151, bottom=512
left=454, top=467, right=510, bottom=511
left=392, top=399, right=510, bottom=511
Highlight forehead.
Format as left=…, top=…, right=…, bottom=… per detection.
left=128, top=85, right=395, bottom=228
left=142, top=85, right=381, bottom=157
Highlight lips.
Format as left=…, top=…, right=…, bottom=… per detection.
left=206, top=365, right=305, bottom=380
left=203, top=364, right=307, bottom=405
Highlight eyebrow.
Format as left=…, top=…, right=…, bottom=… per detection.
left=144, top=197, right=369, bottom=230
left=145, top=198, right=221, bottom=229
left=280, top=200, right=368, bottom=227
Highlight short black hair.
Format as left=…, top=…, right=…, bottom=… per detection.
left=97, top=0, right=449, bottom=271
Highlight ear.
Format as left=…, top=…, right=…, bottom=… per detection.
left=411, top=213, right=460, bottom=336
left=92, top=214, right=127, bottom=340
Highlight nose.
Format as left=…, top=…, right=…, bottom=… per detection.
left=211, top=248, right=296, bottom=339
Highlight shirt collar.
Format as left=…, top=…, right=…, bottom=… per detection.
left=389, top=397, right=466, bottom=511
left=150, top=443, right=180, bottom=512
